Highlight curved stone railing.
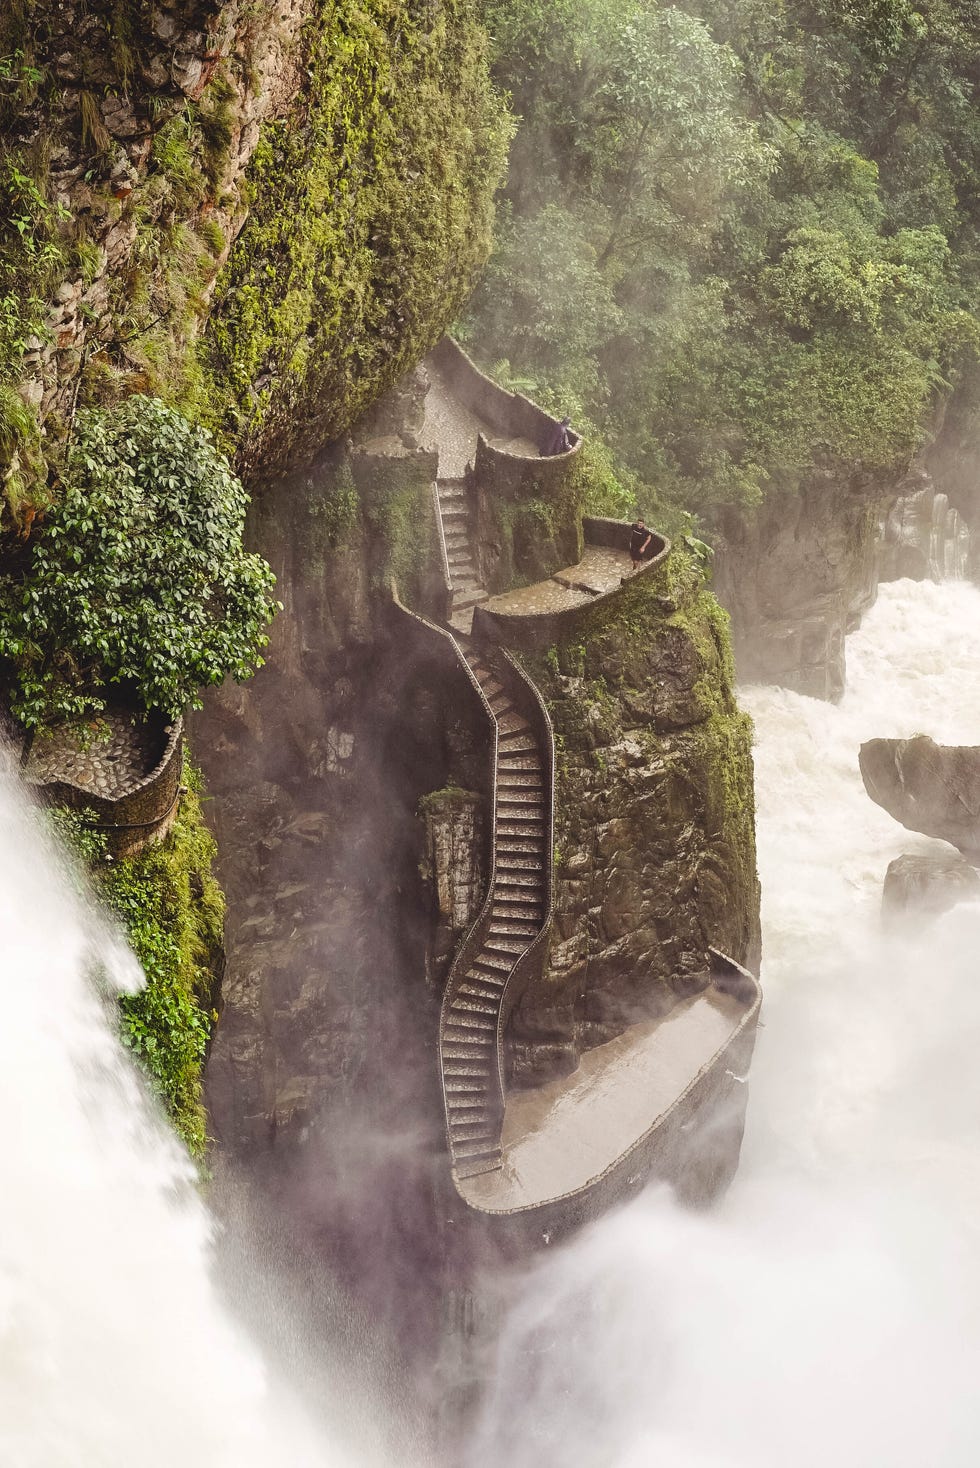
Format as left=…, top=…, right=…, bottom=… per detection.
left=458, top=950, right=761, bottom=1241
left=25, top=711, right=184, bottom=859
left=429, top=336, right=582, bottom=462
left=473, top=518, right=671, bottom=652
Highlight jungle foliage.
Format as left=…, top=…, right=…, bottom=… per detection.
left=465, top=0, right=980, bottom=514
left=0, top=397, right=277, bottom=734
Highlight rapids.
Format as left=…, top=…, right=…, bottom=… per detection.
left=466, top=577, right=980, bottom=1468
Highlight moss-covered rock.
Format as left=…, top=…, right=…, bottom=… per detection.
left=510, top=546, right=760, bottom=1086
left=202, top=0, right=509, bottom=476
left=53, top=758, right=225, bottom=1155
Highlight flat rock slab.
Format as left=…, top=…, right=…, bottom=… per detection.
left=482, top=546, right=634, bottom=618
left=459, top=985, right=746, bottom=1213
left=860, top=734, right=980, bottom=859
left=421, top=363, right=537, bottom=478
left=24, top=708, right=163, bottom=800
left=882, top=851, right=980, bottom=925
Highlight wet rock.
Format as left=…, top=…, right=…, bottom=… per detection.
left=860, top=735, right=980, bottom=859
left=882, top=852, right=980, bottom=927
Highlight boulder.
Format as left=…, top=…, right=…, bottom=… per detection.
left=882, top=852, right=980, bottom=927
left=859, top=735, right=980, bottom=859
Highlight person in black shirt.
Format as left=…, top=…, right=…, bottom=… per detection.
left=542, top=416, right=573, bottom=456
left=629, top=519, right=653, bottom=570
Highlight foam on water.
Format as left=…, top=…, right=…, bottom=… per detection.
left=468, top=578, right=980, bottom=1468
left=0, top=765, right=358, bottom=1468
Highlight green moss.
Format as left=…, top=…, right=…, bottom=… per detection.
left=202, top=0, right=510, bottom=474
left=51, top=758, right=225, bottom=1157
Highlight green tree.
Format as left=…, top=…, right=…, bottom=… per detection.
left=0, top=395, right=278, bottom=738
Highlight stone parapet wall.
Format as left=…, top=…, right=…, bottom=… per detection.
left=430, top=338, right=581, bottom=456
left=26, top=711, right=184, bottom=859
left=473, top=520, right=669, bottom=652
left=456, top=951, right=760, bottom=1248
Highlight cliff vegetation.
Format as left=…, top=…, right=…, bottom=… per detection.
left=464, top=0, right=980, bottom=518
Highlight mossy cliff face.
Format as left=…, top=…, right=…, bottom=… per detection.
left=0, top=0, right=505, bottom=506
left=512, top=548, right=761, bottom=1086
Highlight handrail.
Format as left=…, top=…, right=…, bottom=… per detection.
left=460, top=950, right=761, bottom=1218
left=431, top=481, right=455, bottom=624
left=387, top=584, right=507, bottom=1169
left=494, top=647, right=557, bottom=1070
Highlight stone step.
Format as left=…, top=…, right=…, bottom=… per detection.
left=497, top=771, right=544, bottom=789
left=497, top=754, right=543, bottom=773
left=497, top=838, right=544, bottom=857
left=498, top=735, right=538, bottom=756
left=497, top=825, right=545, bottom=844
left=449, top=995, right=497, bottom=1016
left=446, top=1099, right=494, bottom=1120
left=443, top=1062, right=492, bottom=1079
left=449, top=1124, right=498, bottom=1146
left=494, top=871, right=543, bottom=892
left=453, top=590, right=489, bottom=611
left=496, top=855, right=543, bottom=874
left=453, top=1139, right=502, bottom=1163
left=444, top=1043, right=494, bottom=1062
left=496, top=711, right=530, bottom=735
left=441, top=503, right=469, bottom=518
left=455, top=1152, right=502, bottom=1179
left=445, top=1010, right=497, bottom=1031
left=466, top=964, right=506, bottom=987
left=447, top=551, right=475, bottom=571
left=488, top=695, right=514, bottom=717
left=496, top=808, right=546, bottom=828
left=475, top=673, right=503, bottom=698
left=473, top=950, right=514, bottom=973
left=451, top=575, right=480, bottom=592
left=491, top=894, right=543, bottom=914
left=445, top=1086, right=488, bottom=1102
left=459, top=980, right=505, bottom=1002
left=484, top=939, right=529, bottom=962
left=488, top=918, right=540, bottom=938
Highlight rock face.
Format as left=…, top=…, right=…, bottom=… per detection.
left=2, top=1, right=504, bottom=485
left=882, top=852, right=980, bottom=926
left=878, top=473, right=972, bottom=583
left=712, top=467, right=884, bottom=700
left=510, top=549, right=761, bottom=1085
left=860, top=735, right=980, bottom=859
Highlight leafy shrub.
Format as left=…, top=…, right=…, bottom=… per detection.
left=0, top=395, right=279, bottom=734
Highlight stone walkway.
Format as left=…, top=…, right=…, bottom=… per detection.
left=458, top=986, right=746, bottom=1211
left=481, top=545, right=634, bottom=618
left=421, top=361, right=538, bottom=477
left=25, top=708, right=164, bottom=799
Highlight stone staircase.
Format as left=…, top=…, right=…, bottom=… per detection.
left=433, top=477, right=552, bottom=1179
left=438, top=477, right=489, bottom=633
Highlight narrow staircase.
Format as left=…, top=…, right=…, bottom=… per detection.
left=438, top=478, right=489, bottom=633
left=434, top=478, right=552, bottom=1179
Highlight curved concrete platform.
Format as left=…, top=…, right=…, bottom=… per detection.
left=460, top=972, right=759, bottom=1215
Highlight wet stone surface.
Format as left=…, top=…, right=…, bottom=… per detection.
left=421, top=364, right=538, bottom=478
left=25, top=709, right=162, bottom=799
left=482, top=546, right=634, bottom=617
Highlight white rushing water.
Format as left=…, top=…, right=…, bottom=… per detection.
left=469, top=577, right=980, bottom=1468
left=0, top=768, right=364, bottom=1468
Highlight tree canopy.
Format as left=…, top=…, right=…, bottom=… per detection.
left=0, top=396, right=278, bottom=734
left=465, top=0, right=980, bottom=515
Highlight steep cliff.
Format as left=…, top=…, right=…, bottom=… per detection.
left=0, top=0, right=506, bottom=506
left=510, top=546, right=760, bottom=1083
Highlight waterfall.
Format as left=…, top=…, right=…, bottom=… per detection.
left=466, top=577, right=980, bottom=1468
left=0, top=759, right=359, bottom=1468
